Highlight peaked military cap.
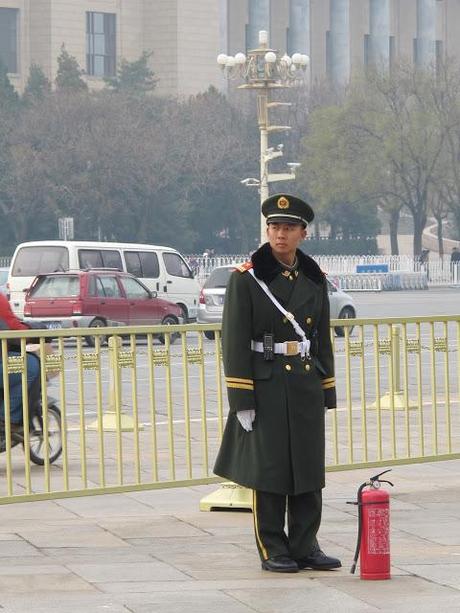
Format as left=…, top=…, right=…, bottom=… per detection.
left=262, top=193, right=314, bottom=227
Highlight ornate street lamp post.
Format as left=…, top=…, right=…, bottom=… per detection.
left=217, top=30, right=309, bottom=244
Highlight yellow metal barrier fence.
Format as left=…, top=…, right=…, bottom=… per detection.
left=0, top=316, right=459, bottom=505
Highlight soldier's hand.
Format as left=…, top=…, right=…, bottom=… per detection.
left=237, top=409, right=256, bottom=432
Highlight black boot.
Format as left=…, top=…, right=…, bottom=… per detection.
left=262, top=555, right=299, bottom=573
left=296, top=544, right=341, bottom=570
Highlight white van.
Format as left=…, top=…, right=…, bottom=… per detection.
left=8, top=240, right=199, bottom=321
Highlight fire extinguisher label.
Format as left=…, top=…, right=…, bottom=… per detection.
left=367, top=508, right=390, bottom=554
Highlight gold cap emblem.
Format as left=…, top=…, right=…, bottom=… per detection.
left=277, top=196, right=289, bottom=209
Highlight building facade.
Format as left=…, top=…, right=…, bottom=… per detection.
left=224, top=0, right=455, bottom=86
left=0, top=0, right=222, bottom=97
left=0, top=0, right=459, bottom=97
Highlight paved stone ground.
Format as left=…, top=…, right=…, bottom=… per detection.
left=0, top=459, right=458, bottom=612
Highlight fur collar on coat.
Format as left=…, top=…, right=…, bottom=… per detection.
left=251, top=242, right=325, bottom=286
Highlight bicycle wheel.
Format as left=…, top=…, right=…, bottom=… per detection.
left=27, top=404, right=63, bottom=466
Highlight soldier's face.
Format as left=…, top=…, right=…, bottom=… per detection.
left=266, top=222, right=307, bottom=259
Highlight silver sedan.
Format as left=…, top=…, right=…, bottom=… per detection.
left=197, top=265, right=356, bottom=339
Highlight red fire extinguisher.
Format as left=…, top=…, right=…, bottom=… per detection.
left=349, top=469, right=394, bottom=580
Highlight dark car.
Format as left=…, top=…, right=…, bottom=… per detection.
left=23, top=269, right=183, bottom=346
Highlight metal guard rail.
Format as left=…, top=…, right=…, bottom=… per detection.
left=0, top=317, right=459, bottom=505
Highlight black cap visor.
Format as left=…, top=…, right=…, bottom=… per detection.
left=266, top=213, right=308, bottom=227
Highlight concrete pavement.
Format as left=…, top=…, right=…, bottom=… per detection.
left=0, top=459, right=459, bottom=612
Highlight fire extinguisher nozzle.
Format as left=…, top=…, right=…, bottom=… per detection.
left=350, top=562, right=357, bottom=574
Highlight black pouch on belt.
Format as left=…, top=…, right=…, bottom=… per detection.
left=263, top=332, right=274, bottom=361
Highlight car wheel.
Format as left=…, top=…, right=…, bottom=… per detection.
left=335, top=307, right=356, bottom=337
left=204, top=331, right=215, bottom=341
left=158, top=315, right=179, bottom=345
left=85, top=318, right=108, bottom=347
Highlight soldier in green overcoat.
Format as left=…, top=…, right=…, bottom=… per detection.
left=214, top=194, right=341, bottom=573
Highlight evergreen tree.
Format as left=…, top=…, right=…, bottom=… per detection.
left=55, top=45, right=88, bottom=92
left=105, top=51, right=157, bottom=94
left=23, top=64, right=52, bottom=104
left=0, top=58, right=19, bottom=112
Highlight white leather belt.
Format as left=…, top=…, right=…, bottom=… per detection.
left=251, top=339, right=310, bottom=358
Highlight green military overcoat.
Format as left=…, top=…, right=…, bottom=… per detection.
left=213, top=243, right=336, bottom=495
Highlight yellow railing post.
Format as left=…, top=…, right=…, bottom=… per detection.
left=369, top=325, right=417, bottom=412
left=87, top=335, right=140, bottom=432
left=392, top=326, right=402, bottom=393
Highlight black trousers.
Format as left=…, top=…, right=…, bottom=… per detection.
left=252, top=489, right=322, bottom=561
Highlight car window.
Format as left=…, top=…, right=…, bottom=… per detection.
left=78, top=249, right=122, bottom=270
left=124, top=251, right=159, bottom=278
left=139, top=252, right=159, bottom=277
left=163, top=253, right=193, bottom=279
left=119, top=276, right=150, bottom=300
left=101, top=250, right=122, bottom=270
left=87, top=275, right=106, bottom=297
left=31, top=275, right=80, bottom=297
left=79, top=249, right=103, bottom=269
left=96, top=275, right=122, bottom=298
left=327, top=280, right=337, bottom=294
left=125, top=252, right=142, bottom=277
left=12, top=246, right=69, bottom=277
left=95, top=278, right=106, bottom=297
left=204, top=267, right=233, bottom=289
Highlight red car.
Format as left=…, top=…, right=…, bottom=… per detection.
left=23, top=270, right=183, bottom=346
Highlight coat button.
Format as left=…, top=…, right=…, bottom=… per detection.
left=285, top=364, right=292, bottom=372
left=306, top=317, right=312, bottom=324
left=283, top=317, right=288, bottom=324
left=304, top=364, right=310, bottom=372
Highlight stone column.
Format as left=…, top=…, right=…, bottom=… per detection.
left=416, top=0, right=436, bottom=68
left=330, top=0, right=350, bottom=86
left=289, top=0, right=310, bottom=55
left=369, top=0, right=390, bottom=69
left=247, top=0, right=270, bottom=49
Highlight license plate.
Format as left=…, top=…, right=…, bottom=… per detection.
left=46, top=321, right=62, bottom=329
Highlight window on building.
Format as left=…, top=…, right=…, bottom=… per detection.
left=325, top=30, right=331, bottom=78
left=363, top=34, right=370, bottom=66
left=86, top=12, right=116, bottom=77
left=0, top=8, right=18, bottom=73
left=389, top=36, right=395, bottom=70
left=436, top=40, right=444, bottom=74
left=413, top=38, right=419, bottom=66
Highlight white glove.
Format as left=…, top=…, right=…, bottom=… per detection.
left=237, top=409, right=256, bottom=432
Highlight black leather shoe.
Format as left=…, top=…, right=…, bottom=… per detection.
left=296, top=548, right=342, bottom=570
left=262, top=555, right=299, bottom=573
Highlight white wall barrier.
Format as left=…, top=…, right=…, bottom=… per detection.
left=187, top=254, right=460, bottom=290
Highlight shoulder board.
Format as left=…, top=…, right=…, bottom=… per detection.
left=236, top=261, right=253, bottom=273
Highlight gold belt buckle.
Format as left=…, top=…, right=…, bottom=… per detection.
left=286, top=341, right=298, bottom=356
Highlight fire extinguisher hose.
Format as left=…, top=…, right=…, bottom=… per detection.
left=349, top=481, right=368, bottom=574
